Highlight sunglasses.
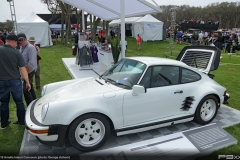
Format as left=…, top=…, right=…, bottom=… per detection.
left=18, top=38, right=25, bottom=42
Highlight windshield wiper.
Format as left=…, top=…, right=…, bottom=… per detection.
left=106, top=78, right=116, bottom=84
left=115, top=82, right=132, bottom=89
left=106, top=78, right=131, bottom=89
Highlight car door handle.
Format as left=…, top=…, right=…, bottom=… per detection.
left=174, top=90, right=183, bottom=94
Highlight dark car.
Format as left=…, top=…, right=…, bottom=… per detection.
left=182, top=29, right=201, bottom=42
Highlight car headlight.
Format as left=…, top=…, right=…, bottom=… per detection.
left=41, top=103, right=49, bottom=121
left=41, top=85, right=47, bottom=96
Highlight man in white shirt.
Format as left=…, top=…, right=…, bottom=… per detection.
left=198, top=31, right=204, bottom=45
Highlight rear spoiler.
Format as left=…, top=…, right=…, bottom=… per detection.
left=176, top=46, right=221, bottom=73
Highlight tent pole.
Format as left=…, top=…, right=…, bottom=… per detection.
left=120, top=0, right=125, bottom=59
left=82, top=10, right=85, bottom=31
left=48, top=26, right=50, bottom=46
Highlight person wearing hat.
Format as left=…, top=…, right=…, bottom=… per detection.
left=0, top=34, right=31, bottom=129
left=28, top=37, right=41, bottom=91
left=17, top=33, right=37, bottom=106
left=0, top=31, right=6, bottom=44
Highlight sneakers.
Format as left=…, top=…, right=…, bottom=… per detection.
left=36, top=87, right=41, bottom=91
left=1, top=121, right=11, bottom=129
left=13, top=121, right=25, bottom=126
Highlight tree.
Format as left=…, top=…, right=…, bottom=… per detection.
left=41, top=0, right=75, bottom=45
left=154, top=2, right=240, bottom=30
left=4, top=20, right=13, bottom=32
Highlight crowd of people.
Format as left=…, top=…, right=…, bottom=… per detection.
left=173, top=28, right=240, bottom=53
left=0, top=31, right=41, bottom=129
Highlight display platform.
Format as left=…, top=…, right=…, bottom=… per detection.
left=62, top=58, right=106, bottom=78
left=19, top=58, right=240, bottom=158
left=19, top=105, right=240, bottom=157
left=80, top=123, right=237, bottom=160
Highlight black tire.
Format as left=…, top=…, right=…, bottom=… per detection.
left=68, top=113, right=110, bottom=152
left=194, top=95, right=218, bottom=125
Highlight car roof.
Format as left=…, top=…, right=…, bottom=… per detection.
left=126, top=57, right=188, bottom=67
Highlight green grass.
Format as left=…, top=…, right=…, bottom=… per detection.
left=0, top=38, right=239, bottom=157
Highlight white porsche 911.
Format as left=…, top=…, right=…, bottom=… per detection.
left=25, top=46, right=228, bottom=152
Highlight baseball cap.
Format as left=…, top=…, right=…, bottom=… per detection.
left=17, top=33, right=27, bottom=39
left=6, top=34, right=18, bottom=41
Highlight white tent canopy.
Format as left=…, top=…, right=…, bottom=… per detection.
left=61, top=0, right=162, bottom=21
left=109, top=17, right=142, bottom=26
left=16, top=12, right=53, bottom=47
left=133, top=14, right=163, bottom=41
left=50, top=24, right=66, bottom=33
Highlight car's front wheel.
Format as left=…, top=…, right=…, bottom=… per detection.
left=68, top=113, right=110, bottom=152
left=194, top=95, right=218, bottom=125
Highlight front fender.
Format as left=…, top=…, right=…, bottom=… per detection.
left=42, top=94, right=124, bottom=130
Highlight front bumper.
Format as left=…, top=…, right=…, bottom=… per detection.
left=223, top=93, right=230, bottom=104
left=25, top=99, right=68, bottom=147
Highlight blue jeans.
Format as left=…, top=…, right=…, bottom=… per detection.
left=0, top=79, right=26, bottom=125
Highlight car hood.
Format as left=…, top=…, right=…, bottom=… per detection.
left=35, top=78, right=114, bottom=107
left=33, top=78, right=120, bottom=120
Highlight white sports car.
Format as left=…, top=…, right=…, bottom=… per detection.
left=26, top=46, right=228, bottom=152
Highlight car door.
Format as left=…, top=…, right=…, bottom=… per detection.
left=176, top=45, right=220, bottom=74
left=122, top=65, right=186, bottom=127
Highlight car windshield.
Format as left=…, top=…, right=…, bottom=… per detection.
left=101, top=59, right=146, bottom=89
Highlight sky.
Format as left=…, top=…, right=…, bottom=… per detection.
left=0, top=0, right=239, bottom=22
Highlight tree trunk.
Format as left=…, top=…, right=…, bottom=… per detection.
left=75, top=9, right=81, bottom=31
left=92, top=16, right=101, bottom=41
left=106, top=21, right=109, bottom=37
left=90, top=14, right=93, bottom=32
left=61, top=12, right=65, bottom=44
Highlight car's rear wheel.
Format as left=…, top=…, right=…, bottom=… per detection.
left=68, top=113, right=110, bottom=151
left=194, top=95, right=218, bottom=125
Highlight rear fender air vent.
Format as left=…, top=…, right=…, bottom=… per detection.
left=181, top=96, right=195, bottom=111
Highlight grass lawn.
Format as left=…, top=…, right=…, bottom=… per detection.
left=0, top=37, right=239, bottom=158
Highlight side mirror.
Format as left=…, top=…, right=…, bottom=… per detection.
left=132, top=85, right=146, bottom=96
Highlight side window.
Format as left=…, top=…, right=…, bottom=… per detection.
left=151, top=66, right=179, bottom=87
left=139, top=67, right=152, bottom=88
left=140, top=66, right=180, bottom=88
left=181, top=68, right=201, bottom=83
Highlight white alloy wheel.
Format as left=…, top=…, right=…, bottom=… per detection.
left=75, top=118, right=105, bottom=147
left=194, top=95, right=218, bottom=125
left=68, top=113, right=110, bottom=151
left=200, top=99, right=216, bottom=122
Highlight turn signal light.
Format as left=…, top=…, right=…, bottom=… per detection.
left=223, top=90, right=227, bottom=95
left=29, top=129, right=48, bottom=134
